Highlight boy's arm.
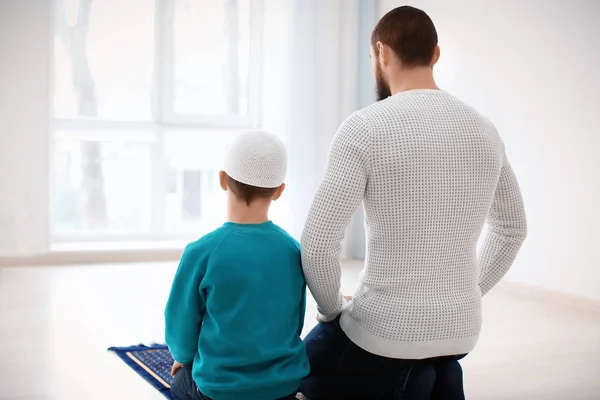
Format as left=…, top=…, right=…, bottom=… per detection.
left=165, top=245, right=206, bottom=364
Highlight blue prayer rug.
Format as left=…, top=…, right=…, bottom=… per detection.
left=108, top=344, right=174, bottom=399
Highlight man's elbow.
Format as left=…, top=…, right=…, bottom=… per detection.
left=506, top=224, right=527, bottom=244
left=518, top=219, right=528, bottom=242
left=300, top=248, right=323, bottom=273
left=490, top=217, right=527, bottom=243
left=300, top=239, right=334, bottom=268
left=515, top=211, right=528, bottom=242
left=300, top=235, right=321, bottom=265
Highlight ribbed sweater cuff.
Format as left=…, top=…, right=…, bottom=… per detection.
left=318, top=297, right=349, bottom=322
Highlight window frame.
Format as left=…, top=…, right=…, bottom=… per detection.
left=51, top=0, right=265, bottom=244
left=156, top=0, right=264, bottom=128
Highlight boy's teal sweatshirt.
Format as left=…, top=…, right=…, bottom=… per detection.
left=165, top=221, right=309, bottom=400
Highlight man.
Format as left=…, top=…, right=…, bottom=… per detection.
left=300, top=6, right=527, bottom=400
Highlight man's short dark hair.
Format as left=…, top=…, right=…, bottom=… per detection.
left=371, top=6, right=438, bottom=68
left=227, top=175, right=278, bottom=205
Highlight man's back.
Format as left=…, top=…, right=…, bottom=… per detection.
left=302, top=89, right=527, bottom=359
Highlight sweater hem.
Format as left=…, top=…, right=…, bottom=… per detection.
left=340, top=311, right=479, bottom=359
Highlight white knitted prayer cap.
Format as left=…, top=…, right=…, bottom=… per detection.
left=224, top=130, right=287, bottom=188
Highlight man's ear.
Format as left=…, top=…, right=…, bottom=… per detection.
left=219, top=171, right=228, bottom=191
left=272, top=183, right=286, bottom=201
left=431, top=45, right=441, bottom=66
left=376, top=41, right=387, bottom=66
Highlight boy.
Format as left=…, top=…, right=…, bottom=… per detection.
left=165, top=130, right=309, bottom=400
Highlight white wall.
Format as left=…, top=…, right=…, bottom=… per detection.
left=284, top=0, right=361, bottom=247
left=379, top=0, right=600, bottom=301
left=347, top=0, right=379, bottom=259
left=0, top=0, right=51, bottom=257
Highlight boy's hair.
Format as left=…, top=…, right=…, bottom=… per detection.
left=227, top=174, right=278, bottom=206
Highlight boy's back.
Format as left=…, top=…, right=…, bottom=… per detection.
left=165, top=221, right=308, bottom=400
left=166, top=131, right=308, bottom=400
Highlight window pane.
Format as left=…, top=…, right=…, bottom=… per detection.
left=53, top=0, right=155, bottom=120
left=163, top=133, right=229, bottom=233
left=173, top=0, right=251, bottom=116
left=52, top=135, right=153, bottom=236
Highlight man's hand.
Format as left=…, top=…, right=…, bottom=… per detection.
left=171, top=361, right=185, bottom=377
left=316, top=295, right=353, bottom=322
left=316, top=313, right=327, bottom=323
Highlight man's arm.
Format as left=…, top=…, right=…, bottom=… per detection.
left=297, top=285, right=307, bottom=336
left=165, top=245, right=206, bottom=364
left=479, top=151, right=527, bottom=295
left=301, top=113, right=370, bottom=322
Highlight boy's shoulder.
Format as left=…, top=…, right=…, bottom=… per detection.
left=269, top=223, right=301, bottom=253
left=183, top=225, right=234, bottom=257
left=185, top=223, right=300, bottom=259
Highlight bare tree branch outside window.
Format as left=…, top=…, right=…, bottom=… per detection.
left=224, top=0, right=241, bottom=115
left=56, top=0, right=107, bottom=229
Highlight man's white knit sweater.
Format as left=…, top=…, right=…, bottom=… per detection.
left=301, top=89, right=527, bottom=359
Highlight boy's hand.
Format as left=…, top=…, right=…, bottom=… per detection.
left=344, top=295, right=352, bottom=301
left=171, top=361, right=185, bottom=377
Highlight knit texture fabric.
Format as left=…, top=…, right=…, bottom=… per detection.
left=224, top=130, right=288, bottom=188
left=301, top=90, right=527, bottom=359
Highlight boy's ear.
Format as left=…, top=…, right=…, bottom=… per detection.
left=272, top=183, right=286, bottom=201
left=219, top=171, right=228, bottom=191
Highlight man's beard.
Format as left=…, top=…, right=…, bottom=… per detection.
left=375, top=62, right=392, bottom=101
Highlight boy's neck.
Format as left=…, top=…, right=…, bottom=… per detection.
left=227, top=198, right=271, bottom=225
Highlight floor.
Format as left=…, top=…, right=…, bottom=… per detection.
left=0, top=261, right=599, bottom=400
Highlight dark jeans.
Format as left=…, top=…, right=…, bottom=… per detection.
left=170, top=365, right=298, bottom=400
left=300, top=319, right=466, bottom=400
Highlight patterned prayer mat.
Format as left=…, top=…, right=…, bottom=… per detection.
left=108, top=344, right=174, bottom=399
left=108, top=344, right=307, bottom=399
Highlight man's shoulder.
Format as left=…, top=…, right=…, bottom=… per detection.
left=355, top=95, right=402, bottom=121
left=355, top=91, right=441, bottom=122
left=357, top=91, right=497, bottom=133
left=333, top=110, right=372, bottom=151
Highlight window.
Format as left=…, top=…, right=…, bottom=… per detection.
left=51, top=0, right=264, bottom=242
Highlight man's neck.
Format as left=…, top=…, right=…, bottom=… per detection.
left=389, top=68, right=439, bottom=96
left=226, top=199, right=270, bottom=224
